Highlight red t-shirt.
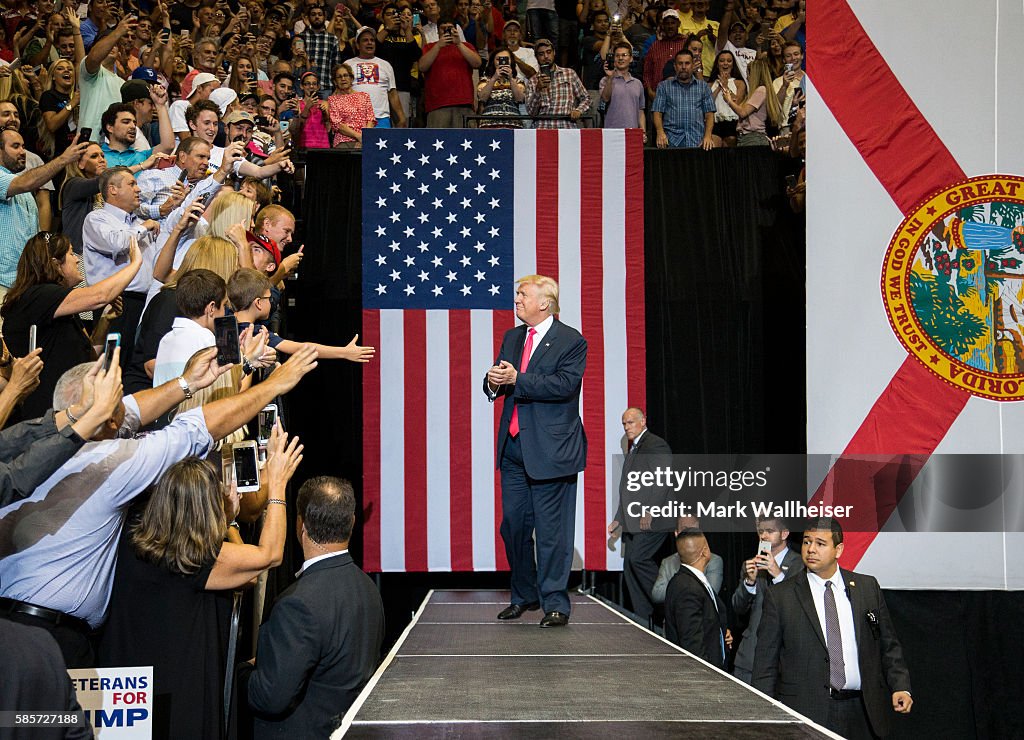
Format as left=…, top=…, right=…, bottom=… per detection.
left=421, top=42, right=478, bottom=113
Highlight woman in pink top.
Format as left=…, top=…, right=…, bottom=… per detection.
left=327, top=64, right=376, bottom=149
left=721, top=59, right=781, bottom=148
left=293, top=71, right=333, bottom=149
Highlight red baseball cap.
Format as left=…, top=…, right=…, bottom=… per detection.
left=246, top=231, right=281, bottom=266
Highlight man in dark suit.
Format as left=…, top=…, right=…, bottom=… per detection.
left=0, top=620, right=91, bottom=740
left=485, top=275, right=587, bottom=628
left=664, top=529, right=732, bottom=668
left=731, top=516, right=803, bottom=684
left=242, top=477, right=385, bottom=739
left=753, top=518, right=913, bottom=739
left=607, top=407, right=673, bottom=622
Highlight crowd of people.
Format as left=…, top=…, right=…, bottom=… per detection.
left=0, top=0, right=806, bottom=146
left=0, top=0, right=806, bottom=737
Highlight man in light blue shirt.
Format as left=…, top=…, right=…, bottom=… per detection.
left=0, top=345, right=321, bottom=667
left=82, top=166, right=161, bottom=368
left=0, top=131, right=89, bottom=296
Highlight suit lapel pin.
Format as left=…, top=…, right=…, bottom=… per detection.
left=849, top=580, right=855, bottom=587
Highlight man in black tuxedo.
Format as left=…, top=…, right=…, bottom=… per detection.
left=243, top=477, right=384, bottom=739
left=753, top=518, right=913, bottom=739
left=485, top=275, right=587, bottom=628
left=607, top=407, right=673, bottom=621
left=664, top=529, right=732, bottom=668
left=731, top=517, right=803, bottom=684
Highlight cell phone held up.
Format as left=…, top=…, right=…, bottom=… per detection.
left=214, top=315, right=241, bottom=365
left=257, top=403, right=278, bottom=444
left=78, top=127, right=93, bottom=142
left=232, top=440, right=261, bottom=493
left=103, top=333, right=120, bottom=372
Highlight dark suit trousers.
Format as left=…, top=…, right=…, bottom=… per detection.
left=622, top=531, right=668, bottom=619
left=827, top=695, right=876, bottom=740
left=499, top=434, right=577, bottom=615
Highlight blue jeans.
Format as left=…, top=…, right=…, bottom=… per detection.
left=527, top=8, right=558, bottom=50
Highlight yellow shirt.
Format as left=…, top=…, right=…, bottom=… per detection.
left=774, top=13, right=799, bottom=33
left=678, top=16, right=719, bottom=75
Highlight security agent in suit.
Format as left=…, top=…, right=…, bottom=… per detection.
left=241, top=477, right=385, bottom=739
left=485, top=275, right=587, bottom=628
left=664, top=529, right=732, bottom=669
left=753, top=518, right=913, bottom=739
left=607, top=407, right=673, bottom=622
left=731, top=517, right=803, bottom=684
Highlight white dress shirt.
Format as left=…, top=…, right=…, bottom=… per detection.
left=82, top=202, right=156, bottom=293
left=296, top=549, right=349, bottom=578
left=682, top=563, right=719, bottom=610
left=806, top=569, right=862, bottom=690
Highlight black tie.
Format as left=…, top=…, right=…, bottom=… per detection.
left=824, top=582, right=846, bottom=690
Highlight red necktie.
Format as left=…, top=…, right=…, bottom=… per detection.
left=508, top=327, right=536, bottom=437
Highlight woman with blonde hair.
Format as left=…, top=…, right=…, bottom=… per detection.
left=99, top=427, right=303, bottom=740
left=722, top=58, right=781, bottom=148
left=58, top=142, right=106, bottom=255
left=195, top=191, right=259, bottom=241
left=37, top=58, right=79, bottom=159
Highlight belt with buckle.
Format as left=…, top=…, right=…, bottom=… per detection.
left=828, top=687, right=862, bottom=700
left=0, top=597, right=92, bottom=634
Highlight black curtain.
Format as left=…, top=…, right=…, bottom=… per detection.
left=283, top=150, right=367, bottom=567
left=287, top=147, right=1020, bottom=739
left=643, top=147, right=804, bottom=589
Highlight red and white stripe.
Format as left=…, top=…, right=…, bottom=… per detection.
left=363, top=129, right=645, bottom=572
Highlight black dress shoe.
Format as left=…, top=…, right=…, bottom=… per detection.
left=497, top=602, right=540, bottom=620
left=539, top=611, right=569, bottom=628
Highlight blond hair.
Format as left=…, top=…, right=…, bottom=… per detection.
left=165, top=236, right=240, bottom=288
left=516, top=274, right=560, bottom=315
left=744, top=59, right=783, bottom=128
left=195, top=191, right=257, bottom=240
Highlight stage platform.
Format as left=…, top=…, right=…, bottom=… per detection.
left=335, top=589, right=838, bottom=738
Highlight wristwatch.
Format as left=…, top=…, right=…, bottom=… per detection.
left=176, top=376, right=194, bottom=399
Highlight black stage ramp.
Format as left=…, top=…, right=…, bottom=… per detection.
left=335, top=590, right=839, bottom=739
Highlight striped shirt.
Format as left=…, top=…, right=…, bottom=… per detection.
left=0, top=168, right=39, bottom=288
left=651, top=76, right=715, bottom=148
left=0, top=401, right=215, bottom=628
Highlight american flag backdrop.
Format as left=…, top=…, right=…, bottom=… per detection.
left=361, top=128, right=645, bottom=572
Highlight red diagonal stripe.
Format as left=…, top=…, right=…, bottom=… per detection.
left=809, top=0, right=964, bottom=213
left=809, top=0, right=972, bottom=565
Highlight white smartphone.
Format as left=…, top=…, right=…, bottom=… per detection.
left=232, top=440, right=261, bottom=493
left=28, top=324, right=37, bottom=353
left=257, top=403, right=277, bottom=444
left=757, top=540, right=772, bottom=558
left=103, top=332, right=120, bottom=371
left=181, top=29, right=190, bottom=40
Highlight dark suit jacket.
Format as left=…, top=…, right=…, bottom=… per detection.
left=752, top=569, right=912, bottom=738
left=664, top=565, right=728, bottom=669
left=614, top=430, right=673, bottom=528
left=484, top=318, right=587, bottom=480
left=242, top=553, right=385, bottom=739
left=0, top=620, right=91, bottom=740
left=730, top=547, right=803, bottom=673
